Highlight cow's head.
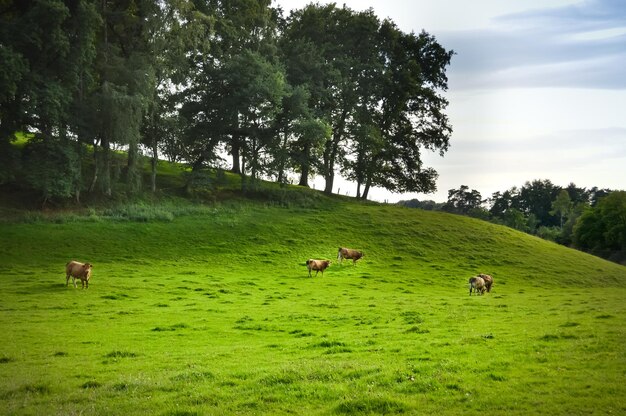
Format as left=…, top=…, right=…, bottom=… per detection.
left=84, top=263, right=93, bottom=277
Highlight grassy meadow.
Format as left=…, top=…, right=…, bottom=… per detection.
left=0, top=193, right=625, bottom=415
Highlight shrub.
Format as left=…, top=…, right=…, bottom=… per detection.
left=21, top=137, right=81, bottom=203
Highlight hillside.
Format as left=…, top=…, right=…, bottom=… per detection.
left=0, top=182, right=625, bottom=415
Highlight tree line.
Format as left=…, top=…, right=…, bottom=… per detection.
left=399, top=180, right=626, bottom=264
left=0, top=0, right=453, bottom=202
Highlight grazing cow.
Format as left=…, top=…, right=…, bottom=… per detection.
left=468, top=276, right=485, bottom=296
left=478, top=274, right=493, bottom=293
left=66, top=261, right=93, bottom=289
left=337, top=247, right=364, bottom=265
left=306, top=259, right=331, bottom=278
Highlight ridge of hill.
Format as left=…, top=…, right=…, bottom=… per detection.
left=1, top=189, right=624, bottom=287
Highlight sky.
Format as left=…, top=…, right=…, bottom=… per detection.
left=275, top=0, right=626, bottom=202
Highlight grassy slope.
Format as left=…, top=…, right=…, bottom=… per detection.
left=0, top=189, right=625, bottom=414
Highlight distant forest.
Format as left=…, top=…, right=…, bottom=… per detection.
left=0, top=0, right=453, bottom=201
left=399, top=181, right=626, bottom=265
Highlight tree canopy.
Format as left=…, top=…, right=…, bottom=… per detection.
left=0, top=0, right=453, bottom=201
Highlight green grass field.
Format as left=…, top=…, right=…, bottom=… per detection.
left=1, top=195, right=625, bottom=415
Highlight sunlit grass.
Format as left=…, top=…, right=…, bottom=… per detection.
left=0, top=199, right=624, bottom=415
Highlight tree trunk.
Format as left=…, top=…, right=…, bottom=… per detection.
left=126, top=141, right=140, bottom=193
left=323, top=109, right=347, bottom=194
left=151, top=138, right=158, bottom=193
left=89, top=138, right=99, bottom=193
left=362, top=175, right=373, bottom=200
left=277, top=132, right=288, bottom=188
left=102, top=137, right=112, bottom=196
left=231, top=138, right=241, bottom=174
left=298, top=142, right=310, bottom=187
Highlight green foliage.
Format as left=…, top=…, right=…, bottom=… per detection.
left=21, top=137, right=80, bottom=202
left=550, top=189, right=573, bottom=228
left=574, top=191, right=626, bottom=262
left=3, top=1, right=453, bottom=202
left=536, top=225, right=562, bottom=242
left=443, top=185, right=484, bottom=215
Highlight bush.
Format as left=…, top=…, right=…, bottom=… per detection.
left=103, top=203, right=175, bottom=222
left=536, top=226, right=561, bottom=242
left=21, top=137, right=81, bottom=203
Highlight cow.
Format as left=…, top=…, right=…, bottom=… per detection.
left=306, top=259, right=331, bottom=278
left=66, top=261, right=93, bottom=289
left=478, top=273, right=493, bottom=293
left=337, top=247, right=364, bottom=265
left=468, top=276, right=485, bottom=296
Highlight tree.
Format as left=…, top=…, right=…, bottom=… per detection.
left=519, top=179, right=562, bottom=227
left=80, top=0, right=160, bottom=196
left=178, top=0, right=283, bottom=191
left=141, top=0, right=213, bottom=192
left=221, top=49, right=286, bottom=189
left=489, top=188, right=521, bottom=220
left=443, top=185, right=484, bottom=215
left=283, top=6, right=452, bottom=199
left=550, top=189, right=572, bottom=229
left=22, top=136, right=80, bottom=205
left=290, top=116, right=331, bottom=187
left=0, top=0, right=99, bottom=199
left=282, top=4, right=366, bottom=194
left=574, top=191, right=625, bottom=260
left=503, top=208, right=528, bottom=231
left=353, top=21, right=453, bottom=200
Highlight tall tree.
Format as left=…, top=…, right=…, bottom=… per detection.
left=574, top=191, right=625, bottom=259
left=489, top=188, right=521, bottom=219
left=284, top=6, right=452, bottom=198
left=550, top=189, right=573, bottom=229
left=179, top=0, right=281, bottom=181
left=141, top=0, right=213, bottom=192
left=0, top=0, right=99, bottom=200
left=282, top=4, right=362, bottom=194
left=221, top=49, right=286, bottom=189
left=86, top=0, right=157, bottom=196
left=519, top=179, right=562, bottom=227
left=443, top=185, right=483, bottom=215
left=352, top=21, right=453, bottom=200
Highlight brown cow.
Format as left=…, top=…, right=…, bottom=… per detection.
left=337, top=247, right=364, bottom=265
left=468, top=276, right=485, bottom=296
left=306, top=259, right=331, bottom=278
left=66, top=261, right=93, bottom=289
left=478, top=274, right=493, bottom=293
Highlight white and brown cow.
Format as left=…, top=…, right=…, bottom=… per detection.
left=66, top=261, right=93, bottom=289
left=478, top=273, right=493, bottom=293
left=337, top=247, right=364, bottom=265
left=306, top=259, right=331, bottom=278
left=468, top=276, right=485, bottom=296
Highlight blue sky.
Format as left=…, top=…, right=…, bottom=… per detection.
left=276, top=0, right=626, bottom=202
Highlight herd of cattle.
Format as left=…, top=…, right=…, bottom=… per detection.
left=65, top=246, right=494, bottom=295
left=306, top=247, right=495, bottom=295
left=305, top=247, right=364, bottom=277
left=468, top=273, right=494, bottom=295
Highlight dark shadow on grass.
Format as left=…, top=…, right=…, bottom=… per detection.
left=15, top=283, right=68, bottom=295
